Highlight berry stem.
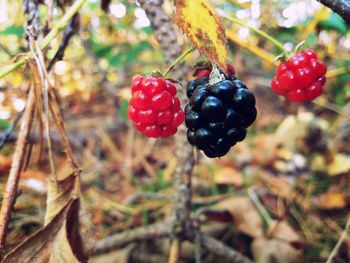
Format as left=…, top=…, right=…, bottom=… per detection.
left=163, top=46, right=196, bottom=78
left=247, top=187, right=273, bottom=227
left=0, top=0, right=88, bottom=79
left=223, top=15, right=287, bottom=54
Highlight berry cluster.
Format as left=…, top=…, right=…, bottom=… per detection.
left=271, top=49, right=327, bottom=102
left=185, top=65, right=257, bottom=158
left=127, top=75, right=185, bottom=138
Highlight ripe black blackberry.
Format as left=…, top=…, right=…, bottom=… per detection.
left=185, top=65, right=257, bottom=158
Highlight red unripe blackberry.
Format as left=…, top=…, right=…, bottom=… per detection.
left=271, top=49, right=327, bottom=102
left=127, top=75, right=185, bottom=138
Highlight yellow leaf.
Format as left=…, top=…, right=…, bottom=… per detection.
left=174, top=0, right=228, bottom=70
left=311, top=154, right=350, bottom=176
left=327, top=154, right=350, bottom=176
left=317, top=192, right=346, bottom=210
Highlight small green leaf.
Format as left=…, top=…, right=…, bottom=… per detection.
left=121, top=100, right=129, bottom=122
left=0, top=25, right=24, bottom=37
left=0, top=119, right=10, bottom=130
left=320, top=13, right=348, bottom=35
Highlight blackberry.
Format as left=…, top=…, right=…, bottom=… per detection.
left=185, top=66, right=257, bottom=158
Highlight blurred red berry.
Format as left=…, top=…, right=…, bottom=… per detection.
left=271, top=49, right=327, bottom=102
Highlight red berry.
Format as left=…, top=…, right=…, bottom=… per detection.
left=295, top=68, right=314, bottom=88
left=271, top=49, right=327, bottom=102
left=286, top=89, right=306, bottom=102
left=161, top=126, right=177, bottom=138
left=144, top=125, right=161, bottom=138
left=135, top=122, right=146, bottom=132
left=172, top=110, right=185, bottom=127
left=277, top=63, right=288, bottom=76
left=171, top=97, right=181, bottom=111
left=196, top=69, right=211, bottom=78
left=128, top=75, right=185, bottom=138
left=131, top=75, right=144, bottom=93
left=227, top=64, right=235, bottom=75
left=279, top=71, right=295, bottom=91
left=302, top=49, right=317, bottom=59
left=151, top=91, right=172, bottom=111
left=127, top=105, right=139, bottom=122
left=138, top=109, right=157, bottom=124
left=130, top=90, right=151, bottom=110
left=165, top=80, right=177, bottom=96
left=271, top=77, right=284, bottom=95
left=157, top=110, right=173, bottom=125
left=306, top=83, right=322, bottom=101
left=143, top=76, right=166, bottom=97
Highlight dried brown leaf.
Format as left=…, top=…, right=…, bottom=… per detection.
left=268, top=220, right=302, bottom=248
left=3, top=200, right=79, bottom=263
left=214, top=196, right=263, bottom=238
left=252, top=237, right=304, bottom=263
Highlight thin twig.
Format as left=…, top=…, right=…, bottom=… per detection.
left=0, top=86, right=35, bottom=257
left=326, top=215, right=350, bottom=263
left=47, top=13, right=80, bottom=71
left=94, top=223, right=171, bottom=255
left=0, top=0, right=88, bottom=79
left=199, top=235, right=254, bottom=263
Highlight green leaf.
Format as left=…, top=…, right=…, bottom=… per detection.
left=0, top=25, right=24, bottom=37
left=0, top=119, right=10, bottom=130
left=121, top=100, right=129, bottom=122
left=320, top=13, right=348, bottom=35
left=108, top=41, right=152, bottom=67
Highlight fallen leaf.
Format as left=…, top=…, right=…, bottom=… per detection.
left=3, top=200, right=80, bottom=263
left=214, top=167, right=243, bottom=187
left=214, top=196, right=263, bottom=238
left=327, top=154, right=350, bottom=176
left=252, top=237, right=304, bottom=263
left=316, top=192, right=347, bottom=210
left=311, top=154, right=350, bottom=176
left=5, top=169, right=96, bottom=262
left=174, top=0, right=228, bottom=70
left=257, top=172, right=296, bottom=202
left=268, top=220, right=302, bottom=248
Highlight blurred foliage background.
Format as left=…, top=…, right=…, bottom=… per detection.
left=0, top=0, right=350, bottom=262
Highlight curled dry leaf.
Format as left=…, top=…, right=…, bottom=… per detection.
left=214, top=196, right=264, bottom=238
left=4, top=170, right=95, bottom=262
left=3, top=200, right=79, bottom=263
left=174, top=0, right=228, bottom=70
